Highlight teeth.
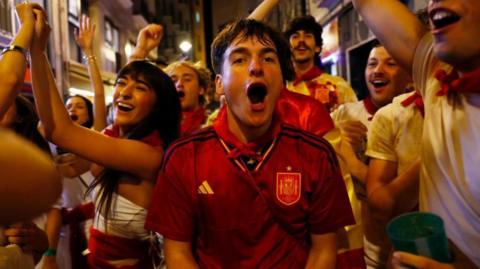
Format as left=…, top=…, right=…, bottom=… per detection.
left=117, top=102, right=133, bottom=109
left=432, top=11, right=453, bottom=22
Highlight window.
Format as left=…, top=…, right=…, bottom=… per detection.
left=104, top=18, right=120, bottom=72
left=0, top=0, right=13, bottom=34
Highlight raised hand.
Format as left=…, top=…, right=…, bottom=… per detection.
left=15, top=2, right=37, bottom=24
left=30, top=6, right=51, bottom=53
left=74, top=15, right=96, bottom=56
left=130, top=24, right=163, bottom=60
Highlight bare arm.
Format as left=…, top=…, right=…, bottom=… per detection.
left=128, top=24, right=163, bottom=62
left=0, top=130, right=61, bottom=225
left=41, top=208, right=62, bottom=269
left=304, top=233, right=337, bottom=269
left=0, top=3, right=35, bottom=117
left=247, top=0, right=280, bottom=21
left=352, top=0, right=426, bottom=72
left=164, top=239, right=200, bottom=269
left=30, top=9, right=162, bottom=181
left=367, top=159, right=419, bottom=222
left=75, top=15, right=106, bottom=131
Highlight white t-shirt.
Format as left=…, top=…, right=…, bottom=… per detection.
left=366, top=92, right=424, bottom=174
left=413, top=33, right=480, bottom=266
left=331, top=100, right=373, bottom=129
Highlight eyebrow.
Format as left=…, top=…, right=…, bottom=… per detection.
left=228, top=46, right=278, bottom=58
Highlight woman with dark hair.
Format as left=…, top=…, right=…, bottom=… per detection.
left=29, top=7, right=181, bottom=269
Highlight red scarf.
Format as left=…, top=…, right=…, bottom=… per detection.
left=181, top=107, right=206, bottom=137
left=401, top=91, right=424, bottom=117
left=213, top=107, right=281, bottom=162
left=435, top=67, right=480, bottom=96
left=292, top=66, right=324, bottom=86
left=103, top=125, right=164, bottom=148
left=363, top=95, right=379, bottom=121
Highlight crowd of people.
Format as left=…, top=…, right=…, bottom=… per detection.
left=0, top=0, right=478, bottom=268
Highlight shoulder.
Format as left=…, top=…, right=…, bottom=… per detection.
left=280, top=124, right=338, bottom=165
left=162, top=127, right=217, bottom=166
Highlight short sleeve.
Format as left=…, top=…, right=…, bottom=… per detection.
left=365, top=104, right=397, bottom=162
left=145, top=151, right=196, bottom=242
left=309, top=144, right=355, bottom=234
left=412, top=33, right=435, bottom=97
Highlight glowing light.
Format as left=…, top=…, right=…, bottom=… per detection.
left=179, top=41, right=192, bottom=53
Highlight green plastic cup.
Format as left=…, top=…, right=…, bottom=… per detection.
left=386, top=212, right=452, bottom=263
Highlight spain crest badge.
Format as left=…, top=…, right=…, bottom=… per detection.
left=276, top=172, right=301, bottom=205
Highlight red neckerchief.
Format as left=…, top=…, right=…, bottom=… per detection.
left=292, top=66, right=324, bottom=86
left=181, top=107, right=206, bottom=137
left=401, top=91, right=424, bottom=117
left=435, top=67, right=480, bottom=96
left=103, top=125, right=164, bottom=148
left=213, top=107, right=281, bottom=162
left=363, top=95, right=380, bottom=121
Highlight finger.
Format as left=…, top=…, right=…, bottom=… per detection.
left=393, top=251, right=431, bottom=268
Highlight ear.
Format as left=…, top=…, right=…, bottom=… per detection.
left=215, top=74, right=224, bottom=95
left=314, top=46, right=321, bottom=54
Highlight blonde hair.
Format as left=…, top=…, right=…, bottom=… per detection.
left=164, top=60, right=212, bottom=90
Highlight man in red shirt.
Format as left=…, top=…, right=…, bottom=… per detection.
left=146, top=19, right=354, bottom=268
left=164, top=61, right=211, bottom=136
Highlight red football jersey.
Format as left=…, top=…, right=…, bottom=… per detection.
left=277, top=88, right=334, bottom=137
left=146, top=109, right=354, bottom=268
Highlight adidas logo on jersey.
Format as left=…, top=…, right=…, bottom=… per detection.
left=197, top=180, right=214, bottom=195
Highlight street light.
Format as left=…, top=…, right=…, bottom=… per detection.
left=179, top=40, right=192, bottom=53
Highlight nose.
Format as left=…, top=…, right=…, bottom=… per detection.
left=175, top=80, right=183, bottom=89
left=373, top=62, right=386, bottom=74
left=119, top=84, right=133, bottom=98
left=249, top=57, right=264, bottom=77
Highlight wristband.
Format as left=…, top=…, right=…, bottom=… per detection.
left=43, top=248, right=57, bottom=257
left=82, top=54, right=96, bottom=62
left=0, top=45, right=29, bottom=61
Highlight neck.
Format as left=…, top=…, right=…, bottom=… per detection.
left=183, top=104, right=201, bottom=113
left=226, top=108, right=271, bottom=144
left=294, top=59, right=315, bottom=77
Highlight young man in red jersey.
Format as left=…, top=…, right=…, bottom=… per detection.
left=146, top=19, right=354, bottom=268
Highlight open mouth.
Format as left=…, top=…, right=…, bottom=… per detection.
left=247, top=83, right=267, bottom=104
left=430, top=8, right=460, bottom=30
left=70, top=114, right=78, bottom=121
left=177, top=91, right=185, bottom=98
left=117, top=102, right=134, bottom=112
left=370, top=79, right=389, bottom=88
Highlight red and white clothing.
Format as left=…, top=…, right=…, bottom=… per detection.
left=85, top=125, right=163, bottom=269
left=329, top=97, right=379, bottom=269
left=413, top=34, right=480, bottom=267
left=366, top=91, right=424, bottom=173
left=287, top=66, right=358, bottom=112
left=146, top=107, right=354, bottom=269
left=181, top=107, right=206, bottom=137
